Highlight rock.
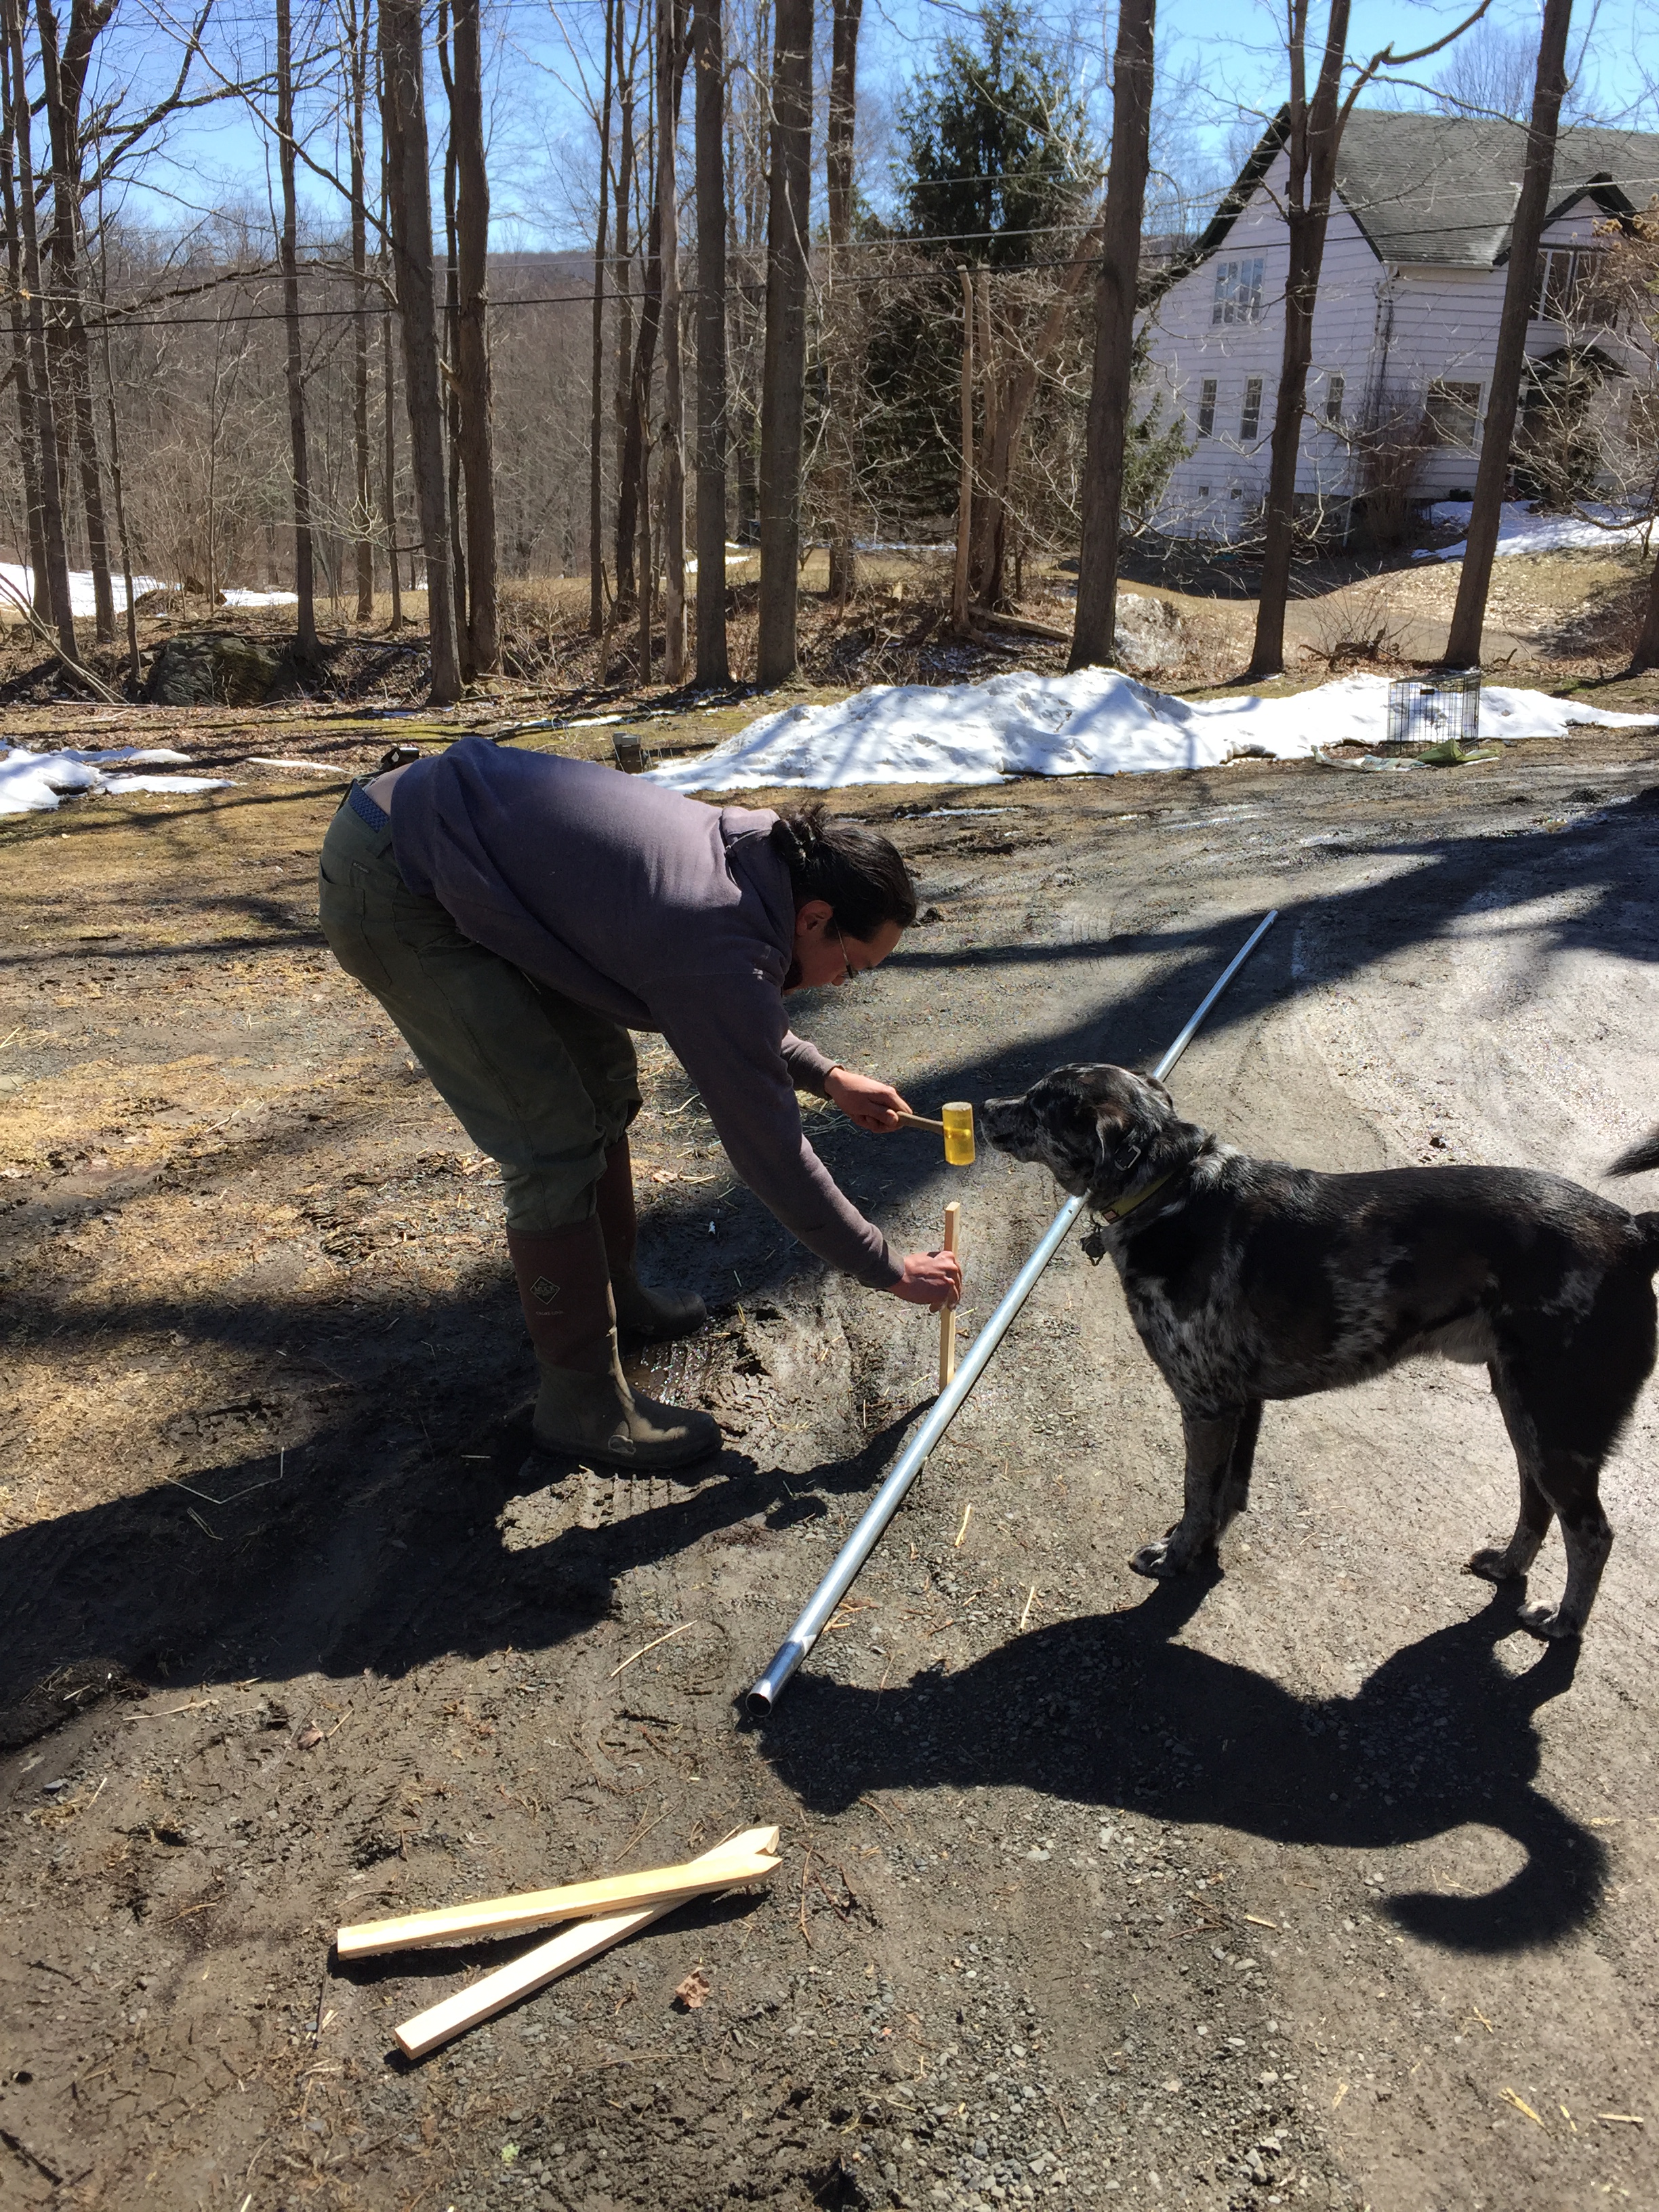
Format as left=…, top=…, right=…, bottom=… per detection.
left=1113, top=594, right=1185, bottom=674
left=144, top=630, right=279, bottom=706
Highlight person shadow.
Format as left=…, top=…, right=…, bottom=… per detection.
left=0, top=1393, right=924, bottom=1744
left=755, top=1571, right=1599, bottom=1955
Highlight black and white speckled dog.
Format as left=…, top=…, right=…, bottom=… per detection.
left=981, top=1066, right=1659, bottom=1639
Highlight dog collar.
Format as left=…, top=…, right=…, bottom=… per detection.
left=1081, top=1170, right=1181, bottom=1263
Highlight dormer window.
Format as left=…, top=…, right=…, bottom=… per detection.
left=1211, top=258, right=1265, bottom=326
left=1534, top=246, right=1603, bottom=320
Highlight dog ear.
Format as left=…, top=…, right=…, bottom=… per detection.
left=1093, top=1107, right=1143, bottom=1178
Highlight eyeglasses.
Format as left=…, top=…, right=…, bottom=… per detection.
left=830, top=922, right=872, bottom=985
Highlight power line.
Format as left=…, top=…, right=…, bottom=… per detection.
left=56, top=257, right=1117, bottom=330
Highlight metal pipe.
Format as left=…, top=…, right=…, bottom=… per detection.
left=745, top=909, right=1278, bottom=1718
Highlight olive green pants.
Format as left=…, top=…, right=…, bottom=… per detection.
left=318, top=797, right=640, bottom=1232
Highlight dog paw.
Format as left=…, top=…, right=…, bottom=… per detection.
left=1517, top=1598, right=1581, bottom=1641
left=1466, top=1546, right=1524, bottom=1584
left=1130, top=1540, right=1181, bottom=1579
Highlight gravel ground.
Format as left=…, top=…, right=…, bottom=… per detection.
left=3, top=718, right=1659, bottom=2212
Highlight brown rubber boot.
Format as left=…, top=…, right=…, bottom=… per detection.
left=506, top=1216, right=719, bottom=1471
left=594, top=1136, right=707, bottom=1341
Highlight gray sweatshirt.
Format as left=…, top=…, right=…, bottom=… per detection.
left=389, top=739, right=900, bottom=1287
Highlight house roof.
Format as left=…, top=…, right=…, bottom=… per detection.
left=1172, top=109, right=1659, bottom=284
left=1334, top=110, right=1659, bottom=266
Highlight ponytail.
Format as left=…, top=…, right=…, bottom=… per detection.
left=769, top=803, right=918, bottom=940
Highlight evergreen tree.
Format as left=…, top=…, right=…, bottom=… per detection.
left=899, top=0, right=1095, bottom=268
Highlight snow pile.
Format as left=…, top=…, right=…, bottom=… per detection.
left=0, top=563, right=163, bottom=618
left=644, top=668, right=1654, bottom=792
left=1418, top=501, right=1651, bottom=562
left=0, top=745, right=233, bottom=816
left=221, top=587, right=300, bottom=607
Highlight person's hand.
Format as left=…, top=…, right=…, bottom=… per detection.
left=825, top=1064, right=911, bottom=1133
left=888, top=1249, right=962, bottom=1309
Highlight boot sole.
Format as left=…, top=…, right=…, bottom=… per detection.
left=527, top=1425, right=722, bottom=1474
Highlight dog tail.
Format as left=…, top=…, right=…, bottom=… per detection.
left=1607, top=1126, right=1659, bottom=1180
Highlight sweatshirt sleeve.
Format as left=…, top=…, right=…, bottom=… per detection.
left=653, top=975, right=901, bottom=1290
left=780, top=1029, right=838, bottom=1097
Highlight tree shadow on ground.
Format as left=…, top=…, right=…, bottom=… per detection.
left=0, top=1326, right=925, bottom=1746
left=5, top=796, right=1656, bottom=1766
left=806, top=791, right=1659, bottom=1201
left=755, top=1573, right=1599, bottom=1955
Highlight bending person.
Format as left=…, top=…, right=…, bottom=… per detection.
left=318, top=739, right=961, bottom=1473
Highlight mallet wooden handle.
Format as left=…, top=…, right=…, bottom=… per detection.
left=895, top=1110, right=945, bottom=1133
left=939, top=1200, right=960, bottom=1391
left=336, top=1847, right=779, bottom=1959
left=392, top=1826, right=781, bottom=2059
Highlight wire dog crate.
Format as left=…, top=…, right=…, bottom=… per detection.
left=1386, top=670, right=1482, bottom=748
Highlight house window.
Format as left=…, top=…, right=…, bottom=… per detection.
left=1211, top=258, right=1265, bottom=327
left=1196, top=378, right=1217, bottom=436
left=1534, top=246, right=1603, bottom=321
left=1240, top=377, right=1264, bottom=441
left=1325, top=373, right=1345, bottom=426
left=1425, top=380, right=1482, bottom=449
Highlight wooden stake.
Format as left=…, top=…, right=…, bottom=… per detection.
left=336, top=1845, right=779, bottom=1959
left=392, top=1827, right=781, bottom=2058
left=939, top=1200, right=960, bottom=1391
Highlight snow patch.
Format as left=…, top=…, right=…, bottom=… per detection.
left=0, top=563, right=163, bottom=619
left=1416, top=501, right=1651, bottom=562
left=219, top=588, right=301, bottom=607
left=643, top=670, right=1654, bottom=793
left=0, top=745, right=232, bottom=815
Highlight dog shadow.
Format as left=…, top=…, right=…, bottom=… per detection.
left=758, top=1574, right=1599, bottom=1954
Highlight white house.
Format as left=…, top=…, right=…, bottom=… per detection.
left=1140, top=109, right=1659, bottom=538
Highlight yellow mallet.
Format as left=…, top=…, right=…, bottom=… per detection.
left=895, top=1101, right=977, bottom=1165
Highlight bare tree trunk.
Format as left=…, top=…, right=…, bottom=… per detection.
left=691, top=0, right=729, bottom=682
left=383, top=306, right=403, bottom=627
left=1069, top=0, right=1155, bottom=670
left=968, top=271, right=998, bottom=596
left=380, top=104, right=404, bottom=631
left=974, top=211, right=1104, bottom=611
left=756, top=0, right=811, bottom=687
left=1250, top=2, right=1488, bottom=674
left=621, top=28, right=665, bottom=652
left=436, top=4, right=468, bottom=660
left=96, top=302, right=139, bottom=684
left=951, top=266, right=972, bottom=636
left=619, top=54, right=668, bottom=641
left=657, top=0, right=687, bottom=684
left=1245, top=3, right=1349, bottom=678
left=347, top=0, right=374, bottom=619
left=36, top=0, right=113, bottom=642
left=1444, top=0, right=1572, bottom=666
left=0, top=26, right=47, bottom=621
left=379, top=0, right=463, bottom=702
left=1, top=0, right=79, bottom=661
left=588, top=0, right=615, bottom=637
left=275, top=0, right=319, bottom=655
left=611, top=16, right=637, bottom=605
left=823, top=0, right=861, bottom=599
left=451, top=0, right=497, bottom=671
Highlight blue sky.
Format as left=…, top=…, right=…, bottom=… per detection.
left=95, top=0, right=1656, bottom=255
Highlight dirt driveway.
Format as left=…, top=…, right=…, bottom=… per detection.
left=4, top=721, right=1659, bottom=2212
